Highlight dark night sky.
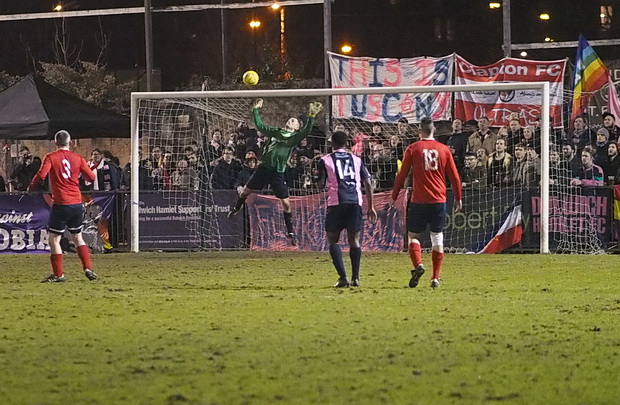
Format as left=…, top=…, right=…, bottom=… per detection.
left=0, top=1, right=619, bottom=89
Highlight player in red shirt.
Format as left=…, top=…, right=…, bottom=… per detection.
left=391, top=117, right=463, bottom=289
left=28, top=130, right=98, bottom=283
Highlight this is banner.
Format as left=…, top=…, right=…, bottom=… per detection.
left=247, top=191, right=407, bottom=252
left=328, top=52, right=453, bottom=123
left=454, top=55, right=566, bottom=127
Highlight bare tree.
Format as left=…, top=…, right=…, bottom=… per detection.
left=95, top=18, right=110, bottom=68
left=52, top=18, right=82, bottom=67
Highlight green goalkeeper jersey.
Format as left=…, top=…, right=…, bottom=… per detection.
left=252, top=108, right=315, bottom=173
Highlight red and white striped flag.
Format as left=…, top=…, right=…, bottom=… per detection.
left=479, top=205, right=523, bottom=254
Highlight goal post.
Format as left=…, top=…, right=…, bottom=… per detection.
left=130, top=82, right=552, bottom=253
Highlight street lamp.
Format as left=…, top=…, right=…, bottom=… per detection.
left=270, top=3, right=286, bottom=72
left=539, top=13, right=550, bottom=20
left=489, top=2, right=500, bottom=9
left=53, top=4, right=63, bottom=11
left=341, top=44, right=352, bottom=54
left=249, top=20, right=261, bottom=69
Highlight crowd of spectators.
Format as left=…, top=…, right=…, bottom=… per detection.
left=4, top=111, right=620, bottom=195
left=450, top=112, right=620, bottom=189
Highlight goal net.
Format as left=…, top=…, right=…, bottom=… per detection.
left=129, top=84, right=609, bottom=254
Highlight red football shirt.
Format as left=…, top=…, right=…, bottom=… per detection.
left=392, top=138, right=462, bottom=204
left=29, top=149, right=95, bottom=205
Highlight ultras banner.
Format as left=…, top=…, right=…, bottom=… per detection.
left=247, top=191, right=408, bottom=252
left=454, top=55, right=566, bottom=128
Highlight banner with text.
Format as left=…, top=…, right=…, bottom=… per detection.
left=137, top=190, right=243, bottom=250
left=0, top=193, right=116, bottom=254
left=247, top=191, right=407, bottom=252
left=591, top=62, right=620, bottom=125
left=328, top=52, right=453, bottom=123
left=0, top=194, right=50, bottom=253
left=441, top=188, right=612, bottom=252
left=454, top=56, right=566, bottom=128
left=522, top=188, right=612, bottom=250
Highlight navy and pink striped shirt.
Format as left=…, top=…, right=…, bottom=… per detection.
left=317, top=149, right=370, bottom=207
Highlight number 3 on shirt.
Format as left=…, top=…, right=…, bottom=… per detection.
left=61, top=158, right=72, bottom=179
left=423, top=149, right=439, bottom=171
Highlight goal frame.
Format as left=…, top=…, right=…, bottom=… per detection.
left=130, top=82, right=551, bottom=253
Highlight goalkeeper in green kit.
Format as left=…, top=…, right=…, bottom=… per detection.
left=228, top=98, right=323, bottom=245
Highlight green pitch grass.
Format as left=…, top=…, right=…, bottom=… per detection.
left=1, top=252, right=619, bottom=404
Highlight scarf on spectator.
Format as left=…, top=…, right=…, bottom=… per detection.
left=162, top=162, right=172, bottom=189
left=351, top=132, right=367, bottom=156
left=87, top=159, right=104, bottom=190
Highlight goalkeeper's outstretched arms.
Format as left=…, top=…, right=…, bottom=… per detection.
left=251, top=98, right=279, bottom=135
left=308, top=102, right=323, bottom=118
left=291, top=102, right=323, bottom=144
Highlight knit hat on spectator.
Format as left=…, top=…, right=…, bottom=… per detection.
left=597, top=127, right=610, bottom=138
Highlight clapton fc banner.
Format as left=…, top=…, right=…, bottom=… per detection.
left=454, top=55, right=566, bottom=128
left=328, top=52, right=453, bottom=123
left=247, top=191, right=407, bottom=252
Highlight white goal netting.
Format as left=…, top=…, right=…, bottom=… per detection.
left=131, top=84, right=612, bottom=254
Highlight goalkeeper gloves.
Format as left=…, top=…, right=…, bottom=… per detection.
left=308, top=102, right=323, bottom=117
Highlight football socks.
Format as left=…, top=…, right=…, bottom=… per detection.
left=283, top=211, right=294, bottom=235
left=76, top=245, right=92, bottom=271
left=329, top=243, right=347, bottom=280
left=432, top=250, right=444, bottom=280
left=408, top=241, right=422, bottom=268
left=50, top=254, right=63, bottom=277
left=350, top=246, right=361, bottom=281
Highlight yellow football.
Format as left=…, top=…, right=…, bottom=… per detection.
left=243, top=70, right=259, bottom=86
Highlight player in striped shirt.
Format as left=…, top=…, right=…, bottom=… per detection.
left=28, top=130, right=98, bottom=283
left=391, top=117, right=463, bottom=289
left=317, top=131, right=377, bottom=287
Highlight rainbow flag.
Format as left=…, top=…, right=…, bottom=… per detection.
left=571, top=35, right=608, bottom=125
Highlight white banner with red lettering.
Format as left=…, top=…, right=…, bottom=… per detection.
left=328, top=52, right=453, bottom=124
left=454, top=56, right=566, bottom=127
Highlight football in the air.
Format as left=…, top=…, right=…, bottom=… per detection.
left=243, top=70, right=259, bottom=86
